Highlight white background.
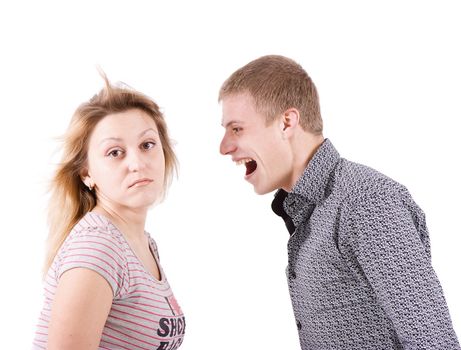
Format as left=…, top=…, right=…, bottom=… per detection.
left=1, top=1, right=460, bottom=349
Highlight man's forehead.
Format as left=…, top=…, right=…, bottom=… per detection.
left=221, top=93, right=257, bottom=127
left=222, top=92, right=255, bottom=108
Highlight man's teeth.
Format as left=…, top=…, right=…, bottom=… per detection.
left=236, top=158, right=253, bottom=165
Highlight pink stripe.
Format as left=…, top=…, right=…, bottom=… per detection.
left=45, top=279, right=57, bottom=289
left=104, top=324, right=158, bottom=345
left=86, top=213, right=106, bottom=226
left=130, top=273, right=164, bottom=286
left=129, top=268, right=163, bottom=281
left=127, top=301, right=172, bottom=311
left=107, top=313, right=157, bottom=330
left=130, top=282, right=171, bottom=292
left=43, top=287, right=55, bottom=296
left=129, top=268, right=149, bottom=274
left=126, top=294, right=166, bottom=304
left=107, top=322, right=183, bottom=342
left=113, top=303, right=172, bottom=318
left=109, top=308, right=160, bottom=325
left=101, top=331, right=153, bottom=350
left=99, top=339, right=132, bottom=350
left=32, top=341, right=46, bottom=349
left=60, top=260, right=121, bottom=290
left=45, top=271, right=55, bottom=281
left=70, top=236, right=124, bottom=261
left=79, top=213, right=100, bottom=227
left=73, top=230, right=122, bottom=245
left=80, top=229, right=120, bottom=243
left=63, top=252, right=124, bottom=282
left=67, top=245, right=124, bottom=270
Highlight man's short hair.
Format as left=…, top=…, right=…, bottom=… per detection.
left=219, top=55, right=323, bottom=134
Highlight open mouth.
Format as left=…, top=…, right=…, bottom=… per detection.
left=236, top=158, right=257, bottom=176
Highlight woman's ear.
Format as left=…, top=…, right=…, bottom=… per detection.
left=80, top=168, right=94, bottom=190
left=280, top=108, right=300, bottom=138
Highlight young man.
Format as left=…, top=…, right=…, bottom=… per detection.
left=218, top=55, right=460, bottom=350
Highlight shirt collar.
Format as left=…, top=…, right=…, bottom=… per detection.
left=272, top=139, right=340, bottom=224
left=290, top=138, right=340, bottom=204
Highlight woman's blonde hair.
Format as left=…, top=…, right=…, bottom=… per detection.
left=44, top=75, right=177, bottom=275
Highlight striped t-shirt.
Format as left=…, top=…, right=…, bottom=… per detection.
left=33, top=212, right=185, bottom=350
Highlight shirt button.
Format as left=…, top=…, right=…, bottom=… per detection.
left=297, top=320, right=302, bottom=330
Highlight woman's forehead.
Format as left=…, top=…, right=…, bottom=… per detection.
left=91, top=110, right=159, bottom=141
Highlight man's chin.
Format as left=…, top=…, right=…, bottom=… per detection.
left=252, top=183, right=276, bottom=195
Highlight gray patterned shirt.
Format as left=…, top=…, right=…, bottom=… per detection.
left=272, top=139, right=460, bottom=350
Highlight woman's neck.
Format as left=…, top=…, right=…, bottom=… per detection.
left=92, top=204, right=147, bottom=241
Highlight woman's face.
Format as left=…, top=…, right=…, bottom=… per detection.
left=83, top=108, right=165, bottom=212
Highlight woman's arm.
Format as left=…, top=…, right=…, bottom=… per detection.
left=47, top=268, right=113, bottom=350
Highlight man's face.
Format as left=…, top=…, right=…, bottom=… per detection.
left=220, top=93, right=293, bottom=194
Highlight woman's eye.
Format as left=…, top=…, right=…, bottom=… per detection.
left=142, top=141, right=156, bottom=150
left=108, top=149, right=123, bottom=158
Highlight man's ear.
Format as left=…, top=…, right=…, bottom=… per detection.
left=280, top=108, right=300, bottom=138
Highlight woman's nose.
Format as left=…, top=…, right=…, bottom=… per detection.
left=127, top=151, right=146, bottom=172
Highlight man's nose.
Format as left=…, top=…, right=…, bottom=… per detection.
left=220, top=135, right=237, bottom=155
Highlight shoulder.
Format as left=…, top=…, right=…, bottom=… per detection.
left=54, top=212, right=129, bottom=297
left=336, top=161, right=428, bottom=252
left=335, top=159, right=425, bottom=237
left=335, top=158, right=409, bottom=205
left=62, top=212, right=125, bottom=252
left=72, top=211, right=119, bottom=237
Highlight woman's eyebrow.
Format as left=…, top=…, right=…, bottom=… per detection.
left=99, top=137, right=122, bottom=146
left=99, top=128, right=158, bottom=146
left=138, top=128, right=158, bottom=137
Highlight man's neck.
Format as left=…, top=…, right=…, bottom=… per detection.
left=283, top=133, right=325, bottom=192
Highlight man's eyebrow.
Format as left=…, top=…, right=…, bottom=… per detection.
left=222, top=120, right=243, bottom=128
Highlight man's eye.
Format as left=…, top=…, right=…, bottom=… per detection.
left=142, top=141, right=156, bottom=150
left=232, top=127, right=242, bottom=134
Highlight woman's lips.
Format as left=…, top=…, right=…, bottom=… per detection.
left=129, top=178, right=153, bottom=188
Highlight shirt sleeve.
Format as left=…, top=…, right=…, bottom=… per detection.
left=55, top=226, right=127, bottom=298
left=341, top=190, right=460, bottom=349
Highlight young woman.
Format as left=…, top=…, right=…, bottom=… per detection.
left=33, top=77, right=185, bottom=350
